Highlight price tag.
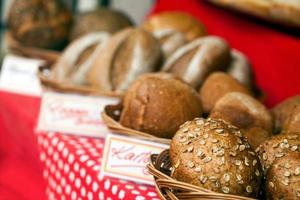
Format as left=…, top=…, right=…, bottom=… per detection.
left=37, top=92, right=119, bottom=137
left=0, top=54, right=43, bottom=96
left=100, top=134, right=169, bottom=185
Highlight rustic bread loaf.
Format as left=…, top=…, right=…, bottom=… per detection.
left=170, top=118, right=262, bottom=197
left=8, top=0, right=72, bottom=49
left=162, top=36, right=231, bottom=88
left=119, top=73, right=202, bottom=138
left=87, top=28, right=161, bottom=93
left=143, top=11, right=207, bottom=42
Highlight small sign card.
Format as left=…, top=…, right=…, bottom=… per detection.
left=100, top=134, right=169, bottom=185
left=37, top=92, right=119, bottom=137
left=0, top=54, right=44, bottom=96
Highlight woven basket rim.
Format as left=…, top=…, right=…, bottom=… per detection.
left=102, top=105, right=171, bottom=144
left=147, top=150, right=257, bottom=200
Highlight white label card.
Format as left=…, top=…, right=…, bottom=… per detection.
left=37, top=92, right=119, bottom=137
left=100, top=134, right=169, bottom=185
left=0, top=54, right=43, bottom=96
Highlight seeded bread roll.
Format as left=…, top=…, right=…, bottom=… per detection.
left=266, top=151, right=300, bottom=199
left=119, top=73, right=202, bottom=138
left=227, top=49, right=253, bottom=89
left=162, top=36, right=231, bottom=88
left=199, top=72, right=252, bottom=113
left=70, top=8, right=133, bottom=41
left=143, top=11, right=207, bottom=42
left=272, top=95, right=300, bottom=133
left=210, top=92, right=272, bottom=149
left=256, top=133, right=300, bottom=173
left=170, top=118, right=262, bottom=197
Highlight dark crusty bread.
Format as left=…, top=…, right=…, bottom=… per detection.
left=170, top=118, right=262, bottom=197
left=265, top=151, right=300, bottom=200
left=271, top=95, right=300, bottom=133
left=256, top=133, right=300, bottom=173
left=282, top=103, right=300, bottom=133
left=210, top=92, right=272, bottom=149
left=199, top=72, right=252, bottom=113
left=119, top=73, right=202, bottom=138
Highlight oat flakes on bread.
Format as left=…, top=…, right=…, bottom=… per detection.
left=170, top=118, right=262, bottom=198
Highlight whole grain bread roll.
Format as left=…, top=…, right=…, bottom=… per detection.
left=199, top=72, right=252, bottom=113
left=51, top=32, right=110, bottom=85
left=119, top=73, right=202, bottom=138
left=265, top=151, right=300, bottom=199
left=227, top=49, right=253, bottom=89
left=210, top=92, right=272, bottom=149
left=271, top=95, right=300, bottom=133
left=87, top=28, right=161, bottom=93
left=170, top=118, right=262, bottom=198
left=70, top=8, right=133, bottom=41
left=162, top=36, right=231, bottom=88
left=143, top=11, right=207, bottom=42
left=256, top=133, right=300, bottom=172
left=8, top=0, right=72, bottom=49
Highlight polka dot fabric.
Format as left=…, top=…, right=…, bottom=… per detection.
left=37, top=132, right=160, bottom=200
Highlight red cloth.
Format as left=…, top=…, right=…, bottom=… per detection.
left=150, top=0, right=300, bottom=107
left=0, top=91, right=46, bottom=200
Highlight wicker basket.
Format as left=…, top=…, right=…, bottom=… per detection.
left=6, top=32, right=60, bottom=66
left=102, top=104, right=171, bottom=144
left=147, top=150, right=257, bottom=200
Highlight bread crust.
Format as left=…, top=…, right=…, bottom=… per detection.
left=119, top=73, right=202, bottom=138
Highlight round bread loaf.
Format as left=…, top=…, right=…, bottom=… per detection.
left=88, top=28, right=161, bottom=93
left=143, top=11, right=207, bottom=42
left=162, top=36, right=231, bottom=89
left=272, top=95, right=300, bottom=133
left=265, top=151, right=300, bottom=199
left=119, top=73, right=202, bottom=138
left=256, top=133, right=300, bottom=173
left=210, top=92, right=272, bottom=149
left=170, top=118, right=262, bottom=197
left=199, top=72, right=252, bottom=113
left=70, top=8, right=133, bottom=41
left=8, top=0, right=72, bottom=49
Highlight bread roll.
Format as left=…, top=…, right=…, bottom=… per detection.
left=256, top=133, right=300, bottom=172
left=119, top=73, right=202, bottom=138
left=199, top=72, right=252, bottom=113
left=143, top=11, right=207, bottom=42
left=170, top=118, right=262, bottom=197
left=266, top=151, right=300, bottom=199
left=8, top=0, right=72, bottom=49
left=162, top=36, right=231, bottom=88
left=51, top=32, right=110, bottom=85
left=210, top=92, right=272, bottom=149
left=70, top=8, right=133, bottom=41
left=88, top=28, right=161, bottom=93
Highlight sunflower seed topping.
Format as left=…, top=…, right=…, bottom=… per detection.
left=239, top=145, right=246, bottom=151
left=255, top=169, right=260, bottom=176
left=223, top=173, right=230, bottom=182
left=269, top=181, right=274, bottom=188
left=200, top=175, right=208, bottom=184
left=204, top=156, right=212, bottom=163
left=222, top=186, right=230, bottom=194
left=252, top=159, right=257, bottom=166
left=291, top=145, right=298, bottom=151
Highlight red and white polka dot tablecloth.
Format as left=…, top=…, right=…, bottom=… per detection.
left=37, top=131, right=160, bottom=200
